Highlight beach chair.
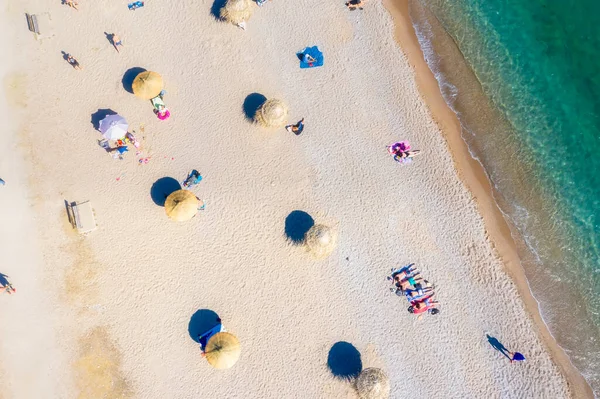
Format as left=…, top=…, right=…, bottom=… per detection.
left=68, top=201, right=97, bottom=235
left=26, top=13, right=40, bottom=34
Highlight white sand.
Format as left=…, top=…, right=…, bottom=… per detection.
left=0, top=0, right=572, bottom=397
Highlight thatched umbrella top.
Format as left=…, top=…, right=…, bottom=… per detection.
left=304, top=224, right=337, bottom=259
left=164, top=190, right=200, bottom=222
left=220, top=0, right=253, bottom=24
left=204, top=332, right=241, bottom=369
left=132, top=71, right=163, bottom=100
left=355, top=368, right=390, bottom=399
left=254, top=98, right=288, bottom=128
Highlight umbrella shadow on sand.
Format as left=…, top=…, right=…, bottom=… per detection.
left=150, top=177, right=181, bottom=206
left=328, top=341, right=363, bottom=380
left=210, top=0, right=227, bottom=20
left=188, top=309, right=221, bottom=343
left=122, top=67, right=147, bottom=94
left=90, top=109, right=117, bottom=130
left=284, top=210, right=314, bottom=245
left=243, top=93, right=267, bottom=121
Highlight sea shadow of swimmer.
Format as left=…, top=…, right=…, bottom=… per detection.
left=487, top=334, right=510, bottom=359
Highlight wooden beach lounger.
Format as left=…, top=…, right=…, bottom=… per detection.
left=68, top=201, right=97, bottom=234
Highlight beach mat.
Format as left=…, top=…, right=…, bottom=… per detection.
left=299, top=46, right=324, bottom=69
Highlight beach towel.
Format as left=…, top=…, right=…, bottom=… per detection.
left=128, top=1, right=144, bottom=10
left=183, top=170, right=203, bottom=188
left=151, top=96, right=166, bottom=110
left=299, top=46, right=324, bottom=69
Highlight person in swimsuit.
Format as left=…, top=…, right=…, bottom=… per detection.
left=112, top=34, right=124, bottom=52
left=390, top=265, right=418, bottom=280
left=390, top=275, right=429, bottom=295
left=66, top=54, right=82, bottom=70
left=64, top=0, right=79, bottom=10
left=393, top=149, right=421, bottom=163
left=183, top=170, right=203, bottom=188
left=285, top=118, right=305, bottom=135
left=408, top=296, right=439, bottom=318
left=1, top=282, right=16, bottom=295
left=393, top=271, right=424, bottom=287
left=404, top=285, right=434, bottom=301
left=346, top=0, right=368, bottom=10
left=303, top=54, right=316, bottom=66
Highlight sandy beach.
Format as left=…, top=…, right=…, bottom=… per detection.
left=0, top=0, right=586, bottom=397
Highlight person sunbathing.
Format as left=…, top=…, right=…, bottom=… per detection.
left=390, top=264, right=418, bottom=280
left=394, top=150, right=421, bottom=162
left=303, top=54, right=316, bottom=64
left=285, top=118, right=305, bottom=135
left=183, top=170, right=203, bottom=188
left=404, top=285, right=434, bottom=301
left=1, top=283, right=16, bottom=295
left=64, top=0, right=79, bottom=10
left=346, top=0, right=368, bottom=10
left=391, top=278, right=430, bottom=296
left=408, top=296, right=440, bottom=317
left=391, top=268, right=421, bottom=285
left=66, top=54, right=82, bottom=70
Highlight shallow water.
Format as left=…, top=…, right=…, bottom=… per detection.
left=410, top=0, right=600, bottom=393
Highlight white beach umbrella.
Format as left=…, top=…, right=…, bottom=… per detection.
left=99, top=114, right=128, bottom=140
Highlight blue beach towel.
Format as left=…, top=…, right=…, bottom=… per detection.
left=128, top=1, right=144, bottom=10
left=299, top=46, right=324, bottom=69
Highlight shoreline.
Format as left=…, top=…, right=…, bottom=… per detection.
left=381, top=0, right=594, bottom=397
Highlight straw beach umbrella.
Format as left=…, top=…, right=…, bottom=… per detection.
left=305, top=224, right=337, bottom=259
left=132, top=71, right=163, bottom=100
left=220, top=0, right=253, bottom=26
left=355, top=368, right=390, bottom=399
left=98, top=114, right=128, bottom=140
left=255, top=98, right=288, bottom=128
left=164, top=190, right=200, bottom=222
left=204, top=332, right=241, bottom=369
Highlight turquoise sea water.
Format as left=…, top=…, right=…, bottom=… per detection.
left=411, top=0, right=600, bottom=393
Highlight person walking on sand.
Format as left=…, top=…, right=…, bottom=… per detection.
left=66, top=54, right=82, bottom=70
left=509, top=351, right=526, bottom=363
left=285, top=118, right=305, bottom=135
left=112, top=34, right=124, bottom=52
